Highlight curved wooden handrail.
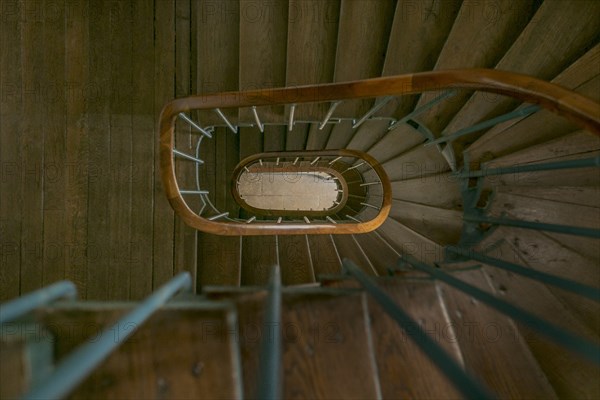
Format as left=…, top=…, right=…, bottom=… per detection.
left=159, top=69, right=600, bottom=235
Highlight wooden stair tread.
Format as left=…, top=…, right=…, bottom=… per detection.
left=376, top=215, right=445, bottom=265
left=37, top=303, right=243, bottom=400
left=438, top=269, right=558, bottom=399
left=390, top=173, right=462, bottom=209
left=389, top=199, right=463, bottom=245
left=441, top=0, right=600, bottom=142
left=470, top=238, right=600, bottom=398
left=367, top=279, right=463, bottom=399
left=208, top=289, right=381, bottom=399
left=331, top=234, right=377, bottom=276
left=410, top=0, right=536, bottom=135
left=494, top=186, right=600, bottom=209
left=383, top=145, right=450, bottom=182
left=306, top=234, right=343, bottom=277
left=353, top=232, right=400, bottom=276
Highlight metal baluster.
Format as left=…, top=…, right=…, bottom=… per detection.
left=23, top=273, right=192, bottom=400
left=0, top=281, right=77, bottom=324
left=178, top=113, right=213, bottom=138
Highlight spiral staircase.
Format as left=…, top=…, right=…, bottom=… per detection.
left=1, top=1, right=600, bottom=399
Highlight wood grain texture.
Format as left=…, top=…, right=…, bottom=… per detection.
left=353, top=232, right=400, bottom=276
left=368, top=280, right=463, bottom=399
left=473, top=237, right=600, bottom=398
left=197, top=232, right=241, bottom=288
left=0, top=0, right=23, bottom=299
left=305, top=123, right=333, bottom=151
left=173, top=0, right=198, bottom=289
left=285, top=0, right=340, bottom=120
left=307, top=234, right=342, bottom=277
left=333, top=0, right=396, bottom=117
left=442, top=0, right=600, bottom=144
left=376, top=218, right=445, bottom=265
left=0, top=337, right=27, bottom=398
left=278, top=235, right=315, bottom=285
left=331, top=234, right=377, bottom=275
left=241, top=236, right=278, bottom=285
left=39, top=304, right=243, bottom=399
left=41, top=0, right=67, bottom=287
left=325, top=120, right=354, bottom=149
left=412, top=0, right=536, bottom=134
left=439, top=269, right=558, bottom=399
left=152, top=0, right=176, bottom=291
left=391, top=172, right=462, bottom=209
left=108, top=0, right=133, bottom=300
left=239, top=126, right=263, bottom=159
left=239, top=0, right=288, bottom=122
left=86, top=0, right=113, bottom=300
left=130, top=0, right=155, bottom=300
left=286, top=123, right=309, bottom=151
left=389, top=199, right=463, bottom=245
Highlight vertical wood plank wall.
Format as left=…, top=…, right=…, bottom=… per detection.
left=0, top=0, right=201, bottom=301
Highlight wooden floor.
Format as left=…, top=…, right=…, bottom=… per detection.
left=0, top=1, right=198, bottom=300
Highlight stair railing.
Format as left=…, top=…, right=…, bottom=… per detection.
left=160, top=69, right=599, bottom=235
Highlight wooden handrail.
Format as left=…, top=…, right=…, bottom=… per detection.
left=159, top=69, right=600, bottom=235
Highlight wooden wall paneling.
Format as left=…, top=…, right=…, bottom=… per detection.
left=286, top=123, right=309, bottom=151
left=239, top=127, right=263, bottom=159
left=0, top=0, right=22, bottom=299
left=129, top=0, right=155, bottom=300
left=86, top=0, right=112, bottom=300
left=197, top=232, right=241, bottom=288
left=152, top=0, right=176, bottom=290
left=41, top=0, right=67, bottom=288
left=173, top=0, right=197, bottom=288
left=63, top=0, right=89, bottom=298
left=107, top=1, right=133, bottom=300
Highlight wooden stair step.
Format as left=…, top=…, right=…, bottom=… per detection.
left=366, top=124, right=424, bottom=165
left=197, top=233, right=242, bottom=288
left=367, top=279, right=463, bottom=399
left=390, top=172, right=462, bottom=209
left=241, top=236, right=279, bottom=286
left=36, top=302, right=243, bottom=399
left=345, top=120, right=390, bottom=153
left=438, top=268, right=558, bottom=399
left=389, top=199, right=463, bottom=245
left=238, top=0, right=287, bottom=123
left=325, top=120, right=355, bottom=150
left=285, top=123, right=310, bottom=151
left=305, top=124, right=333, bottom=151
left=408, top=0, right=537, bottom=136
left=470, top=237, right=600, bottom=398
left=278, top=235, right=315, bottom=285
left=331, top=234, right=377, bottom=275
left=466, top=73, right=600, bottom=162
left=441, top=0, right=600, bottom=144
left=307, top=235, right=343, bottom=278
left=377, top=0, right=462, bottom=119
left=486, top=227, right=600, bottom=335
left=494, top=186, right=600, bottom=209
left=353, top=232, right=401, bottom=276
left=383, top=144, right=450, bottom=182
left=205, top=289, right=381, bottom=399
left=332, top=0, right=395, bottom=118
left=285, top=0, right=339, bottom=121
left=376, top=218, right=445, bottom=265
